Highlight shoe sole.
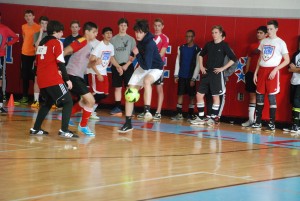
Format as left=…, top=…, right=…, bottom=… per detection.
left=118, top=128, right=133, bottom=133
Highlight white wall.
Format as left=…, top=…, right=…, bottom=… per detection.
left=0, top=0, right=299, bottom=18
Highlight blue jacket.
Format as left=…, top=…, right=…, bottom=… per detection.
left=136, top=32, right=164, bottom=70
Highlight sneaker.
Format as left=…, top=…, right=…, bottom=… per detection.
left=78, top=125, right=95, bottom=136
left=137, top=112, right=145, bottom=119
left=153, top=113, right=161, bottom=120
left=58, top=130, right=79, bottom=139
left=15, top=97, right=28, bottom=104
left=110, top=107, right=122, bottom=115
left=0, top=107, right=7, bottom=114
left=31, top=101, right=39, bottom=108
left=118, top=123, right=133, bottom=133
left=90, top=112, right=100, bottom=120
left=252, top=122, right=262, bottom=129
left=144, top=111, right=153, bottom=121
left=207, top=117, right=220, bottom=126
left=29, top=128, right=49, bottom=135
left=187, top=114, right=197, bottom=122
left=69, top=119, right=76, bottom=127
left=265, top=123, right=275, bottom=131
left=190, top=116, right=205, bottom=125
left=283, top=124, right=298, bottom=133
left=242, top=120, right=254, bottom=127
left=171, top=113, right=184, bottom=120
left=3, top=95, right=6, bottom=102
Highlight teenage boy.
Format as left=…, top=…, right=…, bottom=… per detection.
left=110, top=18, right=136, bottom=116
left=191, top=25, right=237, bottom=125
left=17, top=10, right=40, bottom=104
left=30, top=20, right=78, bottom=139
left=64, top=22, right=99, bottom=136
left=118, top=19, right=164, bottom=133
left=241, top=26, right=267, bottom=127
left=172, top=30, right=200, bottom=122
left=64, top=20, right=81, bottom=65
left=252, top=20, right=289, bottom=131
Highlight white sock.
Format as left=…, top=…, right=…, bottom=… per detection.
left=0, top=103, right=3, bottom=108
left=93, top=104, right=98, bottom=112
left=34, top=93, right=39, bottom=102
left=249, top=103, right=256, bottom=122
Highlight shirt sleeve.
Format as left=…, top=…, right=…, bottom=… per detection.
left=281, top=40, right=289, bottom=55
left=70, top=38, right=87, bottom=53
left=162, top=35, right=169, bottom=48
left=91, top=43, right=101, bottom=57
left=199, top=43, right=208, bottom=57
left=54, top=40, right=65, bottom=63
left=136, top=42, right=155, bottom=70
left=223, top=43, right=237, bottom=62
left=131, top=37, right=136, bottom=51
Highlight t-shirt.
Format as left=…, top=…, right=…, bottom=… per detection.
left=33, top=31, right=47, bottom=46
left=111, top=34, right=135, bottom=64
left=36, top=38, right=64, bottom=88
left=258, top=37, right=289, bottom=67
left=63, top=34, right=82, bottom=65
left=154, top=33, right=169, bottom=61
left=86, top=40, right=114, bottom=76
left=66, top=37, right=92, bottom=78
left=0, top=24, right=19, bottom=57
left=22, top=23, right=40, bottom=55
left=247, top=41, right=260, bottom=72
left=290, top=50, right=300, bottom=85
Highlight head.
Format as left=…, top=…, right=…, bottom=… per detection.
left=83, top=22, right=98, bottom=41
left=24, top=10, right=35, bottom=24
left=70, top=20, right=80, bottom=35
left=47, top=20, right=64, bottom=39
left=256, top=26, right=267, bottom=40
left=153, top=18, right=164, bottom=35
left=118, top=18, right=128, bottom=34
left=222, top=31, right=226, bottom=40
left=102, top=27, right=113, bottom=42
left=39, top=16, right=49, bottom=31
left=133, top=19, right=149, bottom=41
left=267, top=20, right=278, bottom=38
left=211, top=25, right=223, bottom=42
left=185, top=30, right=195, bottom=44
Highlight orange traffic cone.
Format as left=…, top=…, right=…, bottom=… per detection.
left=7, top=94, right=15, bottom=107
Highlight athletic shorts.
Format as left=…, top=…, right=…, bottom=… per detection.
left=111, top=63, right=134, bottom=87
left=40, top=83, right=72, bottom=107
left=88, top=74, right=109, bottom=95
left=153, top=71, right=164, bottom=85
left=68, top=75, right=90, bottom=96
left=245, top=72, right=256, bottom=93
left=290, top=84, right=300, bottom=107
left=198, top=72, right=226, bottom=96
left=128, top=67, right=163, bottom=87
left=0, top=56, right=4, bottom=80
left=177, top=78, right=196, bottom=96
left=256, top=67, right=279, bottom=95
left=21, top=54, right=35, bottom=80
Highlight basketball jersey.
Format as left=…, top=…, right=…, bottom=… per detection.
left=247, top=41, right=260, bottom=72
left=154, top=33, right=169, bottom=61
left=291, top=50, right=300, bottom=85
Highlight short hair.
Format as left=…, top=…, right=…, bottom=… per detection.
left=24, top=10, right=34, bottom=15
left=154, top=18, right=164, bottom=25
left=257, top=26, right=267, bottom=33
left=186, top=29, right=195, bottom=37
left=47, top=20, right=64, bottom=35
left=212, top=25, right=223, bottom=33
left=267, top=20, right=279, bottom=28
left=83, top=22, right=98, bottom=32
left=102, top=27, right=113, bottom=34
left=39, top=16, right=49, bottom=23
left=222, top=31, right=226, bottom=38
left=118, top=18, right=128, bottom=26
left=70, top=20, right=80, bottom=27
left=133, top=19, right=149, bottom=33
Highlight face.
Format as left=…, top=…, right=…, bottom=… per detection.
left=103, top=31, right=112, bottom=41
left=256, top=30, right=267, bottom=40
left=154, top=21, right=164, bottom=34
left=40, top=20, right=48, bottom=31
left=135, top=30, right=146, bottom=41
left=119, top=23, right=128, bottom=34
left=267, top=24, right=278, bottom=38
left=85, top=28, right=98, bottom=41
left=24, top=13, right=35, bottom=23
left=71, top=23, right=80, bottom=35
left=55, top=30, right=63, bottom=39
left=185, top=32, right=194, bottom=43
left=212, top=28, right=222, bottom=41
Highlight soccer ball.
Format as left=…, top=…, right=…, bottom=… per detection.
left=125, top=88, right=140, bottom=103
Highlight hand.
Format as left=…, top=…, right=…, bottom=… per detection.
left=117, top=67, right=123, bottom=76
left=97, top=74, right=104, bottom=82
left=129, top=56, right=134, bottom=62
left=253, top=73, right=257, bottom=85
left=288, top=65, right=296, bottom=73
left=58, top=70, right=62, bottom=76
left=66, top=80, right=73, bottom=90
left=122, top=63, right=129, bottom=71
left=268, top=69, right=278, bottom=80
left=96, top=58, right=102, bottom=65
left=200, top=66, right=207, bottom=74
left=40, top=27, right=44, bottom=33
left=132, top=47, right=139, bottom=55
left=174, top=77, right=179, bottom=83
left=190, top=80, right=195, bottom=87
left=213, top=67, right=224, bottom=74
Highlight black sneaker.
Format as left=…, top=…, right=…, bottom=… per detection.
left=58, top=130, right=79, bottom=139
left=29, top=128, right=49, bottom=135
left=186, top=114, right=197, bottom=122
left=251, top=122, right=262, bottom=129
left=265, top=123, right=275, bottom=132
left=283, top=124, right=298, bottom=133
left=0, top=107, right=7, bottom=114
left=118, top=123, right=133, bottom=133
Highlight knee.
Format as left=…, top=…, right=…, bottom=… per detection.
left=256, top=94, right=265, bottom=104
left=268, top=94, right=277, bottom=106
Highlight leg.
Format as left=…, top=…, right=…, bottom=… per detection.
left=252, top=93, right=264, bottom=128
left=31, top=76, right=40, bottom=108
left=156, top=84, right=164, bottom=114
left=0, top=57, right=4, bottom=110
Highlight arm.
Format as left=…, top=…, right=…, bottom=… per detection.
left=199, top=55, right=207, bottom=74
left=64, top=45, right=74, bottom=56
left=244, top=57, right=251, bottom=74
left=268, top=53, right=290, bottom=79
left=34, top=29, right=44, bottom=47
left=289, top=63, right=300, bottom=73
left=110, top=56, right=123, bottom=75
left=6, top=27, right=19, bottom=46
left=159, top=47, right=167, bottom=58
left=253, top=52, right=262, bottom=85
left=174, top=47, right=180, bottom=83
left=192, top=51, right=200, bottom=80
left=134, top=43, right=155, bottom=70
left=88, top=55, right=103, bottom=81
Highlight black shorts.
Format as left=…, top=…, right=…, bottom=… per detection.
left=290, top=84, right=300, bottom=107
left=0, top=56, right=4, bottom=80
left=68, top=75, right=90, bottom=96
left=111, top=63, right=134, bottom=88
left=21, top=54, right=35, bottom=80
left=177, top=78, right=196, bottom=96
left=153, top=71, right=164, bottom=85
left=245, top=72, right=256, bottom=93
left=198, top=72, right=226, bottom=95
left=40, top=83, right=72, bottom=107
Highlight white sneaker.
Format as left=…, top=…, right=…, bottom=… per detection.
left=90, top=112, right=100, bottom=120
left=190, top=116, right=205, bottom=125
left=241, top=120, right=253, bottom=127
left=144, top=112, right=153, bottom=121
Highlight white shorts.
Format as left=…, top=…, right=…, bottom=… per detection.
left=128, top=67, right=163, bottom=87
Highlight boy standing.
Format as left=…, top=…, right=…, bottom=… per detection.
left=63, top=20, right=81, bottom=65
left=118, top=19, right=164, bottom=133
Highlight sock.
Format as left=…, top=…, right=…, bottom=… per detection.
left=176, top=104, right=183, bottom=114
left=61, top=99, right=72, bottom=132
left=0, top=103, right=3, bottom=108
left=249, top=103, right=256, bottom=122
left=71, top=102, right=83, bottom=115
left=125, top=116, right=132, bottom=125
left=0, top=87, right=3, bottom=103
left=34, top=93, right=39, bottom=102
left=255, top=104, right=264, bottom=124
left=197, top=102, right=205, bottom=118
left=80, top=106, right=93, bottom=127
left=211, top=104, right=220, bottom=118
left=188, top=104, right=194, bottom=115
left=269, top=106, right=276, bottom=124
left=144, top=105, right=150, bottom=113
left=115, top=101, right=121, bottom=109
left=93, top=104, right=98, bottom=112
